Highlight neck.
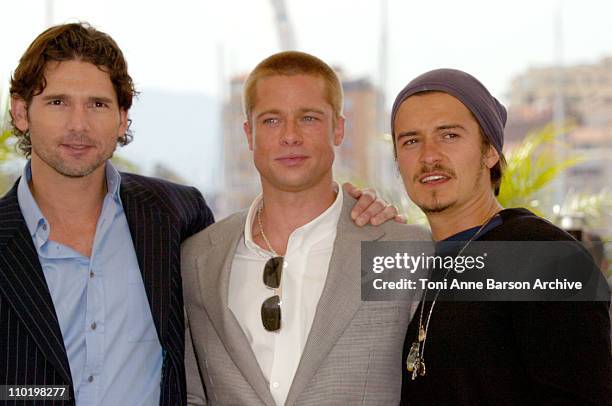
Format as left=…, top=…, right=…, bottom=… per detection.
left=426, top=192, right=503, bottom=241
left=254, top=179, right=337, bottom=255
left=29, top=158, right=108, bottom=224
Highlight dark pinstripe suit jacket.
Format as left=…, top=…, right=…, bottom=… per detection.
left=0, top=172, right=214, bottom=405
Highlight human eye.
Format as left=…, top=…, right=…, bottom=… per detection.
left=302, top=115, right=318, bottom=122
left=47, top=99, right=64, bottom=106
left=262, top=117, right=280, bottom=125
left=89, top=99, right=111, bottom=109
left=442, top=132, right=459, bottom=140
left=401, top=137, right=419, bottom=147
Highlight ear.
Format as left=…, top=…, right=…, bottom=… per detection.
left=10, top=97, right=29, bottom=133
left=243, top=120, right=254, bottom=151
left=483, top=144, right=500, bottom=169
left=332, top=116, right=345, bottom=146
left=118, top=109, right=129, bottom=138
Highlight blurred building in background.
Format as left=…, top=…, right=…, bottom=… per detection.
left=508, top=56, right=612, bottom=122
left=506, top=55, right=612, bottom=236
left=217, top=74, right=260, bottom=218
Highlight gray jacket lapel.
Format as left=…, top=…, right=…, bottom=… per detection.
left=194, top=211, right=276, bottom=406
left=285, top=191, right=384, bottom=404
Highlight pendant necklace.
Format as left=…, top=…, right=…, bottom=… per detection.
left=406, top=212, right=499, bottom=380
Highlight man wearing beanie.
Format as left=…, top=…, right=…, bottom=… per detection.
left=391, top=69, right=611, bottom=405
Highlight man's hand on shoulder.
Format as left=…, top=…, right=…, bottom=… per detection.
left=343, top=182, right=407, bottom=227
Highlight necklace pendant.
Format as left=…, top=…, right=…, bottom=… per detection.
left=418, top=359, right=427, bottom=377
left=410, top=358, right=427, bottom=380
left=411, top=360, right=420, bottom=380
left=418, top=326, right=426, bottom=342
left=406, top=342, right=420, bottom=372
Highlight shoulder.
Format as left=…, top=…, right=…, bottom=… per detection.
left=182, top=209, right=247, bottom=254
left=0, top=181, right=19, bottom=212
left=120, top=172, right=210, bottom=216
left=120, top=172, right=201, bottom=201
left=491, top=208, right=575, bottom=241
left=338, top=189, right=431, bottom=241
left=377, top=220, right=431, bottom=241
left=121, top=172, right=214, bottom=237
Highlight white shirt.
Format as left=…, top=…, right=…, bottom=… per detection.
left=228, top=189, right=343, bottom=406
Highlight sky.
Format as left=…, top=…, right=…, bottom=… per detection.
left=1, top=0, right=611, bottom=190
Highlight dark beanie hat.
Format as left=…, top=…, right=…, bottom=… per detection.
left=391, top=68, right=507, bottom=155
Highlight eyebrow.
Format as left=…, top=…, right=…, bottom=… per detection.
left=256, top=109, right=281, bottom=120
left=41, top=94, right=68, bottom=101
left=40, top=94, right=115, bottom=104
left=437, top=124, right=466, bottom=131
left=255, top=107, right=326, bottom=120
left=298, top=108, right=325, bottom=115
left=396, top=124, right=467, bottom=138
left=396, top=130, right=418, bottom=138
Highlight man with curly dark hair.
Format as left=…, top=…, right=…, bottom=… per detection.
left=1, top=22, right=215, bottom=405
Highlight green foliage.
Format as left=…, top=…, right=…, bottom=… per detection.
left=0, top=83, right=18, bottom=194
left=111, top=154, right=142, bottom=174
left=497, top=125, right=581, bottom=216
left=0, top=130, right=14, bottom=195
left=558, top=189, right=612, bottom=239
left=0, top=129, right=13, bottom=162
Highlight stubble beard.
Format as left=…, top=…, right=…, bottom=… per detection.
left=417, top=157, right=486, bottom=215
left=419, top=191, right=455, bottom=214
left=32, top=138, right=116, bottom=179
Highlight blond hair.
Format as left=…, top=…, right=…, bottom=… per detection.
left=243, top=51, right=343, bottom=123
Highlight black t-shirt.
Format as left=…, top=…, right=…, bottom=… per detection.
left=400, top=208, right=611, bottom=406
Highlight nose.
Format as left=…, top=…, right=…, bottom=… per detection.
left=66, top=104, right=90, bottom=133
left=280, top=118, right=303, bottom=146
left=419, top=138, right=442, bottom=166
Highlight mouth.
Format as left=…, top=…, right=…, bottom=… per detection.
left=275, top=154, right=308, bottom=166
left=60, top=144, right=94, bottom=153
left=418, top=173, right=452, bottom=186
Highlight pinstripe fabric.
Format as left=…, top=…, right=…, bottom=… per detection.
left=0, top=173, right=214, bottom=406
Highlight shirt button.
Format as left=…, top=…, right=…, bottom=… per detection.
left=88, top=375, right=94, bottom=383
left=89, top=271, right=95, bottom=278
left=91, top=322, right=97, bottom=330
left=272, top=382, right=280, bottom=388
left=42, top=224, right=47, bottom=231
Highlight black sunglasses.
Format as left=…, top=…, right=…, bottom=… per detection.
left=261, top=256, right=283, bottom=331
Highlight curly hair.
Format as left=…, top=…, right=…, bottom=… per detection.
left=9, top=22, right=136, bottom=157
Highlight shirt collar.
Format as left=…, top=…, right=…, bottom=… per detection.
left=243, top=183, right=343, bottom=257
left=17, top=160, right=123, bottom=239
left=17, top=161, right=46, bottom=238
left=104, top=160, right=123, bottom=202
left=442, top=215, right=503, bottom=242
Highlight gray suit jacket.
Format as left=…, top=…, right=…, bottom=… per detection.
left=182, top=191, right=430, bottom=405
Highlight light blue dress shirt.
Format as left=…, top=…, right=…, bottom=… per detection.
left=17, top=161, right=162, bottom=406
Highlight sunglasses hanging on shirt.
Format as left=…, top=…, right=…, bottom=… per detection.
left=261, top=256, right=283, bottom=331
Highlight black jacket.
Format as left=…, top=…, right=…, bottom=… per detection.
left=0, top=173, right=214, bottom=405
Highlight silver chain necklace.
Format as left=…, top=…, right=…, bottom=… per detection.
left=406, top=213, right=499, bottom=380
left=257, top=203, right=278, bottom=257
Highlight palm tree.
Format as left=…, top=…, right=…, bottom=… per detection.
left=498, top=124, right=581, bottom=216
left=499, top=125, right=610, bottom=234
